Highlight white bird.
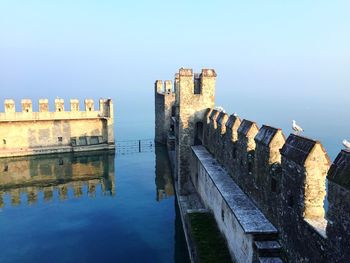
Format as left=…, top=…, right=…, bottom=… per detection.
left=292, top=120, right=304, bottom=134
left=215, top=106, right=225, bottom=113
left=343, top=139, right=350, bottom=150
left=233, top=112, right=238, bottom=117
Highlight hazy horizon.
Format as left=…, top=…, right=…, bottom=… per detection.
left=1, top=0, right=349, bottom=159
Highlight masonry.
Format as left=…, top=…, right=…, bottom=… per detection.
left=0, top=98, right=115, bottom=157
left=155, top=68, right=350, bottom=263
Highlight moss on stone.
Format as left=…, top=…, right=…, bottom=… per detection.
left=188, top=212, right=233, bottom=263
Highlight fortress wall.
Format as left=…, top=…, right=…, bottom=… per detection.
left=0, top=98, right=114, bottom=157
left=0, top=119, right=106, bottom=148
left=154, top=80, right=176, bottom=144
left=202, top=108, right=350, bottom=262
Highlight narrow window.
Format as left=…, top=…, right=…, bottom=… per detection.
left=271, top=178, right=277, bottom=193
left=58, top=159, right=64, bottom=165
left=4, top=165, right=8, bottom=172
left=3, top=139, right=6, bottom=145
left=288, top=195, right=294, bottom=207
left=58, top=137, right=63, bottom=143
left=89, top=107, right=92, bottom=111
left=26, top=109, right=29, bottom=112
left=248, top=162, right=253, bottom=173
left=194, top=76, right=201, bottom=94
left=232, top=147, right=237, bottom=159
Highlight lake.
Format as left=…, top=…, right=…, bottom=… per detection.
left=0, top=147, right=189, bottom=263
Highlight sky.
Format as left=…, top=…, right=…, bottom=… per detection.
left=0, top=0, right=349, bottom=158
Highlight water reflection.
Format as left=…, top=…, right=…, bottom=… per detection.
left=0, top=150, right=115, bottom=207
left=155, top=145, right=174, bottom=201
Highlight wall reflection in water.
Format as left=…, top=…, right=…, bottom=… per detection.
left=155, top=145, right=174, bottom=202
left=155, top=145, right=190, bottom=263
left=0, top=150, right=115, bottom=207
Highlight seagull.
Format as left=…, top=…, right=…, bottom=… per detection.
left=215, top=106, right=225, bottom=113
left=343, top=139, right=350, bottom=150
left=292, top=120, right=304, bottom=134
left=233, top=112, right=238, bottom=117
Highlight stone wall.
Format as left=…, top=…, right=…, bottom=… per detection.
left=155, top=68, right=350, bottom=262
left=0, top=98, right=114, bottom=157
left=154, top=80, right=176, bottom=144
left=201, top=108, right=350, bottom=262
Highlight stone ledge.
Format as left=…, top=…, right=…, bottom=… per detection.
left=191, top=145, right=277, bottom=234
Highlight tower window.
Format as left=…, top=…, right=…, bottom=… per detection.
left=194, top=80, right=201, bottom=94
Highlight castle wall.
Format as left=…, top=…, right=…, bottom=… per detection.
left=154, top=80, right=175, bottom=144
left=156, top=68, right=350, bottom=262
left=201, top=109, right=349, bottom=262
left=176, top=68, right=216, bottom=194
left=191, top=145, right=278, bottom=263
left=0, top=98, right=114, bottom=157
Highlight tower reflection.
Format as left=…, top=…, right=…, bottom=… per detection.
left=155, top=144, right=174, bottom=201
left=0, top=150, right=115, bottom=207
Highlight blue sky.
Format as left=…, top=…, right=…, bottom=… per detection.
left=0, top=0, right=349, bottom=157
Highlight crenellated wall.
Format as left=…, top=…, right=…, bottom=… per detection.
left=0, top=98, right=115, bottom=157
left=154, top=80, right=176, bottom=144
left=201, top=108, right=350, bottom=262
left=155, top=67, right=350, bottom=263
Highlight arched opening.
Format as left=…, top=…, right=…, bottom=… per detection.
left=194, top=122, right=203, bottom=145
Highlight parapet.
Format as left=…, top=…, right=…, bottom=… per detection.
left=237, top=119, right=259, bottom=137
left=328, top=149, right=350, bottom=189
left=4, top=99, right=15, bottom=113
left=155, top=80, right=163, bottom=93
left=179, top=68, right=193, bottom=77
left=0, top=98, right=114, bottom=121
left=21, top=99, right=33, bottom=112
left=164, top=80, right=173, bottom=94
left=85, top=99, right=94, bottom=112
left=280, top=134, right=330, bottom=166
left=217, top=112, right=228, bottom=127
left=201, top=69, right=217, bottom=77
left=226, top=114, right=241, bottom=130
left=155, top=80, right=174, bottom=95
left=255, top=125, right=285, bottom=147
left=39, top=99, right=49, bottom=112
left=55, top=98, right=65, bottom=112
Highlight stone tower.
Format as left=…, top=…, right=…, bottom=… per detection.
left=175, top=68, right=216, bottom=193
left=154, top=80, right=176, bottom=144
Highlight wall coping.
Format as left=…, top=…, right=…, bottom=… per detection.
left=192, top=145, right=277, bottom=234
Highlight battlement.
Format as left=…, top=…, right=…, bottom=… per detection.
left=0, top=98, right=115, bottom=157
left=201, top=107, right=349, bottom=262
left=156, top=68, right=350, bottom=262
left=1, top=98, right=113, bottom=120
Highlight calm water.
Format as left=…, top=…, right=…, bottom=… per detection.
left=0, top=147, right=189, bottom=263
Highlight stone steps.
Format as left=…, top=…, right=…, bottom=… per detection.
left=254, top=240, right=283, bottom=262
left=258, top=257, right=283, bottom=263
